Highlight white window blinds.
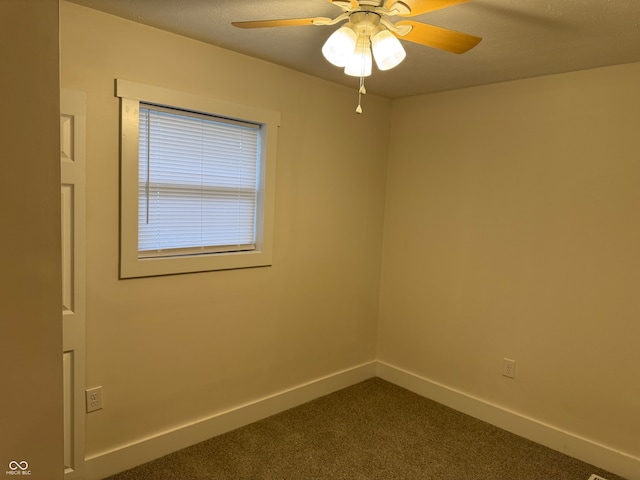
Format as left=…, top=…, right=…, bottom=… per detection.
left=138, top=104, right=260, bottom=258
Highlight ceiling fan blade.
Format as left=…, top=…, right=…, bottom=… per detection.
left=395, top=20, right=481, bottom=53
left=232, top=17, right=330, bottom=29
left=327, top=0, right=359, bottom=7
left=387, top=0, right=472, bottom=16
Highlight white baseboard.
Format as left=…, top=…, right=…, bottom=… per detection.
left=84, top=360, right=639, bottom=480
left=376, top=361, right=640, bottom=480
left=85, top=362, right=377, bottom=480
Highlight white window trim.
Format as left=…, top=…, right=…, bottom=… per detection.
left=116, top=79, right=280, bottom=278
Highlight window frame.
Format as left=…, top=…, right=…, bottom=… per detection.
left=117, top=79, right=279, bottom=278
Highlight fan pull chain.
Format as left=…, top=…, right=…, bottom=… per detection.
left=356, top=75, right=366, bottom=114
left=355, top=36, right=369, bottom=114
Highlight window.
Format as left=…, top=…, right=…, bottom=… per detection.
left=117, top=80, right=279, bottom=278
left=137, top=104, right=260, bottom=257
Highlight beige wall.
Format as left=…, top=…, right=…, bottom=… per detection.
left=0, top=1, right=63, bottom=479
left=380, top=62, right=640, bottom=460
left=60, top=1, right=390, bottom=457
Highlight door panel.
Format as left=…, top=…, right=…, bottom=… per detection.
left=61, top=89, right=86, bottom=479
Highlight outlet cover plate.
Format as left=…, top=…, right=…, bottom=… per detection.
left=86, top=386, right=103, bottom=413
left=503, top=358, right=516, bottom=379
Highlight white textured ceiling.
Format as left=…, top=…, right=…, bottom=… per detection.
left=66, top=0, right=640, bottom=98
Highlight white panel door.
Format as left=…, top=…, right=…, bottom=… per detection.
left=61, top=89, right=86, bottom=479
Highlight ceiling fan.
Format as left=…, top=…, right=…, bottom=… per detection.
left=232, top=0, right=482, bottom=112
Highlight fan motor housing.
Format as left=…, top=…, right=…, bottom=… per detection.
left=350, top=10, right=382, bottom=35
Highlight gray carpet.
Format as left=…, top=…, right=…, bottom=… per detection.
left=105, top=378, right=626, bottom=479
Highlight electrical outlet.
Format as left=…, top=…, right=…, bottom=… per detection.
left=503, top=358, right=516, bottom=379
left=86, top=386, right=103, bottom=413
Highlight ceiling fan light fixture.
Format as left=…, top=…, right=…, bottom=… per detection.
left=344, top=36, right=372, bottom=77
left=232, top=0, right=484, bottom=114
left=322, top=23, right=358, bottom=67
left=371, top=27, right=406, bottom=71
